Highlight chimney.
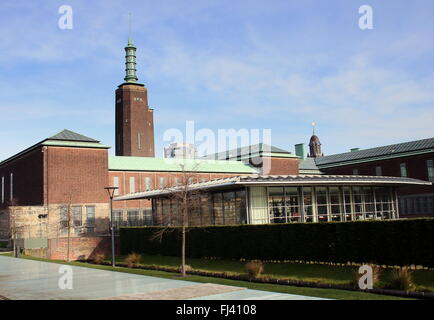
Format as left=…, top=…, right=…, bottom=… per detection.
left=295, top=143, right=307, bottom=159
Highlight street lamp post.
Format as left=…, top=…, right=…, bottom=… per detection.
left=105, top=186, right=119, bottom=268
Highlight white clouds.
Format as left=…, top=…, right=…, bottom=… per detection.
left=0, top=0, right=433, bottom=159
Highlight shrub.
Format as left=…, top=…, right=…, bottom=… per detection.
left=179, top=264, right=192, bottom=273
left=92, top=252, right=106, bottom=265
left=120, top=218, right=434, bottom=267
left=245, top=260, right=264, bottom=278
left=125, top=253, right=142, bottom=268
left=385, top=266, right=415, bottom=291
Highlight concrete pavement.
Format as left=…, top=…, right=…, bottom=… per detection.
left=0, top=255, right=328, bottom=300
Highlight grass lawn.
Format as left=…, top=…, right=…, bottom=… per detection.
left=0, top=252, right=413, bottom=300
left=117, top=254, right=434, bottom=292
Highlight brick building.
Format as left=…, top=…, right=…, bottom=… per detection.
left=0, top=38, right=431, bottom=260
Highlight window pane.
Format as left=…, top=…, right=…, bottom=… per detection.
left=427, top=160, right=434, bottom=181
left=86, top=206, right=95, bottom=224
left=60, top=206, right=68, bottom=229
left=72, top=206, right=82, bottom=226
left=285, top=187, right=299, bottom=206
left=213, top=193, right=224, bottom=225
left=268, top=187, right=284, bottom=206
left=143, top=209, right=153, bottom=225
left=223, top=192, right=237, bottom=225
left=400, top=163, right=407, bottom=177
left=127, top=210, right=140, bottom=226
left=145, top=177, right=152, bottom=191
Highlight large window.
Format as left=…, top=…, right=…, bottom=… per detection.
left=302, top=187, right=314, bottom=222
left=113, top=210, right=123, bottom=228
left=329, top=187, right=342, bottom=221
left=267, top=186, right=395, bottom=224
left=268, top=187, right=301, bottom=223
left=127, top=210, right=140, bottom=226
left=343, top=187, right=353, bottom=221
left=268, top=187, right=285, bottom=223
left=285, top=187, right=301, bottom=222
left=213, top=193, right=224, bottom=224
left=316, top=187, right=328, bottom=222
left=223, top=192, right=237, bottom=225
left=362, top=187, right=375, bottom=219
left=152, top=189, right=247, bottom=226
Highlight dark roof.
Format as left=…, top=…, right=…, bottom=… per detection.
left=48, top=129, right=99, bottom=143
left=309, top=135, right=321, bottom=143
left=299, top=157, right=320, bottom=171
left=316, top=137, right=434, bottom=167
left=202, top=143, right=291, bottom=160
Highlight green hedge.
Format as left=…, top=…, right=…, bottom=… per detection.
left=119, top=218, right=434, bottom=267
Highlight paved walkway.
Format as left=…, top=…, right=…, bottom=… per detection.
left=0, top=255, right=327, bottom=300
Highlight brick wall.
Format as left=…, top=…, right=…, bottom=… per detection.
left=48, top=236, right=119, bottom=261
left=261, top=157, right=299, bottom=175
left=46, top=146, right=109, bottom=204
left=0, top=147, right=44, bottom=209
left=116, top=84, right=155, bottom=157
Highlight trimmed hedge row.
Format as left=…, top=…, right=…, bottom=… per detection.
left=119, top=218, right=434, bottom=267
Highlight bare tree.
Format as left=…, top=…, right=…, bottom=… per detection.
left=151, top=162, right=203, bottom=277
left=56, top=191, right=77, bottom=262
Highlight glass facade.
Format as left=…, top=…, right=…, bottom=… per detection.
left=152, top=189, right=247, bottom=226
left=147, top=185, right=398, bottom=226
left=264, top=186, right=396, bottom=223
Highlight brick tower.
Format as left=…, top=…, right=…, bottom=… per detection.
left=115, top=38, right=155, bottom=157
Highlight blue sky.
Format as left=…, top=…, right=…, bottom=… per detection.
left=0, top=0, right=433, bottom=159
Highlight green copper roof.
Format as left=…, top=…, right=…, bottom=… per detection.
left=42, top=140, right=110, bottom=149
left=124, top=38, right=139, bottom=83
left=109, top=156, right=259, bottom=173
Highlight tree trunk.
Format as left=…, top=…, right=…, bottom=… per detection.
left=181, top=198, right=187, bottom=277
left=181, top=225, right=186, bottom=277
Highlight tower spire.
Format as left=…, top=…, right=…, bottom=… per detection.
left=124, top=13, right=138, bottom=83
left=311, top=121, right=316, bottom=135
